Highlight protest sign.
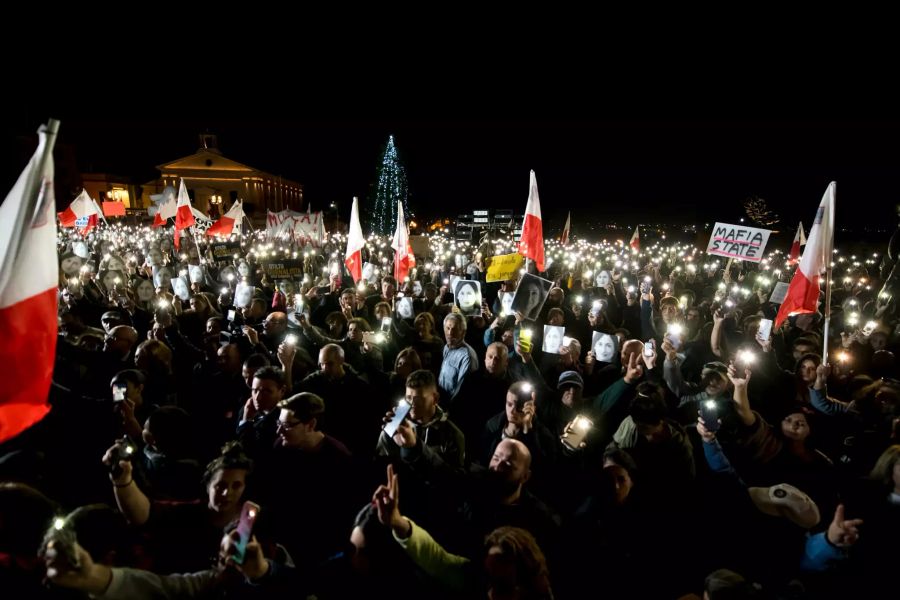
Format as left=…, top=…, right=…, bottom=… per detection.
left=706, top=222, right=771, bottom=262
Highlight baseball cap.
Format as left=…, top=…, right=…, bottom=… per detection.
left=558, top=370, right=584, bottom=390
left=748, top=483, right=820, bottom=529
left=702, top=361, right=729, bottom=382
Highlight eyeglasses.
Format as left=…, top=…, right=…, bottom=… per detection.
left=277, top=420, right=302, bottom=430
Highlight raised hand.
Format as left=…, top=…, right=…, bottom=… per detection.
left=624, top=352, right=644, bottom=384
left=372, top=464, right=409, bottom=535
left=727, top=361, right=751, bottom=389
left=696, top=417, right=718, bottom=443
left=826, top=504, right=863, bottom=548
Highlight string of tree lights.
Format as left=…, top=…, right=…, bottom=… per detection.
left=368, top=135, right=413, bottom=236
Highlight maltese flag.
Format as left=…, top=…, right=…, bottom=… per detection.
left=152, top=186, right=177, bottom=227
left=58, top=189, right=100, bottom=235
left=391, top=200, right=414, bottom=283
left=629, top=225, right=640, bottom=252
left=775, top=183, right=835, bottom=328
left=788, top=221, right=807, bottom=265
left=173, top=179, right=195, bottom=249
left=344, top=197, right=366, bottom=283
left=0, top=120, right=59, bottom=443
left=206, top=199, right=244, bottom=237
left=518, top=170, right=545, bottom=272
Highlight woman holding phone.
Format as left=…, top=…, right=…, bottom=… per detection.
left=103, top=441, right=254, bottom=573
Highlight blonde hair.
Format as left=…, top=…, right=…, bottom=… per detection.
left=870, top=445, right=900, bottom=488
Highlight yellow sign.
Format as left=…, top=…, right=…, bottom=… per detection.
left=486, top=253, right=524, bottom=283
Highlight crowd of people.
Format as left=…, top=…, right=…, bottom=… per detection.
left=1, top=223, right=898, bottom=599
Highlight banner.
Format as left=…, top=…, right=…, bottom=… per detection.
left=486, top=252, right=525, bottom=282
left=211, top=241, right=241, bottom=266
left=706, top=222, right=772, bottom=262
left=266, top=210, right=325, bottom=245
left=260, top=258, right=303, bottom=280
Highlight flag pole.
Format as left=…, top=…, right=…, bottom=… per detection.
left=822, top=183, right=835, bottom=362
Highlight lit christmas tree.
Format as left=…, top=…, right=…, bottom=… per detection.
left=368, top=135, right=412, bottom=235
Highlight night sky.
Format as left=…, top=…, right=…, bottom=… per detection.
left=6, top=115, right=900, bottom=241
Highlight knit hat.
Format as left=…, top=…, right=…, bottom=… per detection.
left=748, top=483, right=820, bottom=529
left=557, top=370, right=584, bottom=389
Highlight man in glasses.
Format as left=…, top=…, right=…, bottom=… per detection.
left=256, top=392, right=355, bottom=566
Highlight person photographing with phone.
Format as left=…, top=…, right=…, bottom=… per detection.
left=376, top=370, right=465, bottom=468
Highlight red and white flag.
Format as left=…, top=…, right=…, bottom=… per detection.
left=152, top=186, right=177, bottom=228
left=775, top=182, right=835, bottom=328
left=0, top=121, right=59, bottom=443
left=518, top=170, right=545, bottom=272
left=788, top=221, right=807, bottom=264
left=344, top=197, right=366, bottom=283
left=58, top=189, right=100, bottom=235
left=629, top=225, right=640, bottom=252
left=391, top=200, right=414, bottom=283
left=206, top=199, right=243, bottom=237
left=173, top=179, right=195, bottom=249
left=560, top=211, right=571, bottom=245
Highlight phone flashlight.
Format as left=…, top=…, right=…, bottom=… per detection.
left=575, top=416, right=592, bottom=431
left=375, top=333, right=386, bottom=343
left=837, top=351, right=850, bottom=363
left=737, top=350, right=756, bottom=365
left=575, top=295, right=584, bottom=304
left=285, top=334, right=298, bottom=346
left=667, top=323, right=683, bottom=336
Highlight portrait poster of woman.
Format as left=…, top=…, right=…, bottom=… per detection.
left=510, top=273, right=552, bottom=321
left=454, top=280, right=482, bottom=317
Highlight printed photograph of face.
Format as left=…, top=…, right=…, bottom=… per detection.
left=100, top=270, right=125, bottom=292
left=72, top=241, right=90, bottom=259
left=59, top=253, right=84, bottom=276
left=234, top=282, right=253, bottom=308
left=510, top=274, right=552, bottom=321
left=237, top=261, right=251, bottom=278
left=396, top=297, right=415, bottom=319
left=146, top=247, right=163, bottom=267
left=189, top=265, right=205, bottom=284
left=104, top=254, right=126, bottom=273
left=159, top=237, right=174, bottom=256
left=592, top=331, right=618, bottom=363
left=454, top=280, right=482, bottom=316
left=171, top=276, right=190, bottom=301
left=153, top=267, right=174, bottom=291
left=412, top=280, right=424, bottom=297
left=595, top=270, right=611, bottom=288
left=134, top=278, right=155, bottom=303
left=219, top=266, right=237, bottom=283
left=278, top=279, right=295, bottom=297
left=362, top=263, right=376, bottom=283
left=543, top=325, right=565, bottom=354
left=500, top=291, right=514, bottom=316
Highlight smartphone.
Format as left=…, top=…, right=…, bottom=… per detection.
left=41, top=516, right=81, bottom=569
left=643, top=339, right=655, bottom=357
left=232, top=501, right=261, bottom=565
left=515, top=382, right=534, bottom=410
left=227, top=309, right=236, bottom=322
left=363, top=331, right=378, bottom=344
left=381, top=317, right=393, bottom=332
left=112, top=383, right=127, bottom=403
left=383, top=399, right=412, bottom=437
left=757, top=318, right=773, bottom=342
left=699, top=400, right=721, bottom=433
left=666, top=324, right=683, bottom=350
left=640, top=277, right=652, bottom=294
left=108, top=437, right=136, bottom=479
left=561, top=415, right=593, bottom=450
left=863, top=320, right=877, bottom=336
left=518, top=329, right=533, bottom=353
left=590, top=300, right=603, bottom=316
left=284, top=334, right=298, bottom=346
